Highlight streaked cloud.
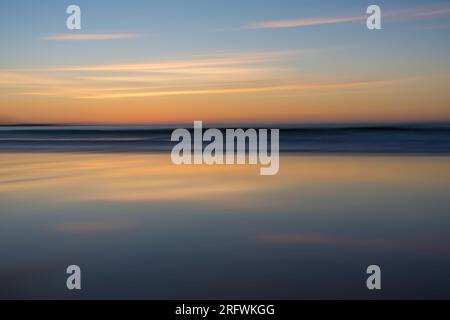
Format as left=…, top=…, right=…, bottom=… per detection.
left=0, top=51, right=307, bottom=99
left=0, top=49, right=420, bottom=101
left=244, top=5, right=450, bottom=30
left=412, top=6, right=450, bottom=17
left=0, top=71, right=73, bottom=86
left=49, top=50, right=305, bottom=72
left=246, top=15, right=364, bottom=30
left=41, top=33, right=142, bottom=41
left=77, top=79, right=394, bottom=100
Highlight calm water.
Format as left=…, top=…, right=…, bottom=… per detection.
left=1, top=152, right=450, bottom=299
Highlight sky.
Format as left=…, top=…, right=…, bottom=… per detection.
left=1, top=0, right=450, bottom=124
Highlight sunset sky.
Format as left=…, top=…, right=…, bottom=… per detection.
left=1, top=0, right=450, bottom=124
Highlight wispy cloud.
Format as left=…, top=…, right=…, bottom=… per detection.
left=245, top=15, right=364, bottom=30
left=244, top=5, right=450, bottom=30
left=41, top=33, right=142, bottom=41
left=412, top=6, right=450, bottom=18
left=77, top=79, right=393, bottom=100
left=49, top=50, right=304, bottom=72
left=0, top=71, right=76, bottom=86
left=1, top=50, right=411, bottom=100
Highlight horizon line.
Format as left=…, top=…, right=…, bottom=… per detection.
left=2, top=120, right=450, bottom=127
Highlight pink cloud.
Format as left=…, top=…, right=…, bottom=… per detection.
left=42, top=33, right=142, bottom=41
left=244, top=5, right=450, bottom=30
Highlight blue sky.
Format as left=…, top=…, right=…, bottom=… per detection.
left=1, top=0, right=450, bottom=67
left=1, top=0, right=450, bottom=124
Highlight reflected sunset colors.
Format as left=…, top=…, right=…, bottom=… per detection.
left=2, top=152, right=450, bottom=298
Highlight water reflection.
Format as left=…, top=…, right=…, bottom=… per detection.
left=1, top=153, right=450, bottom=299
